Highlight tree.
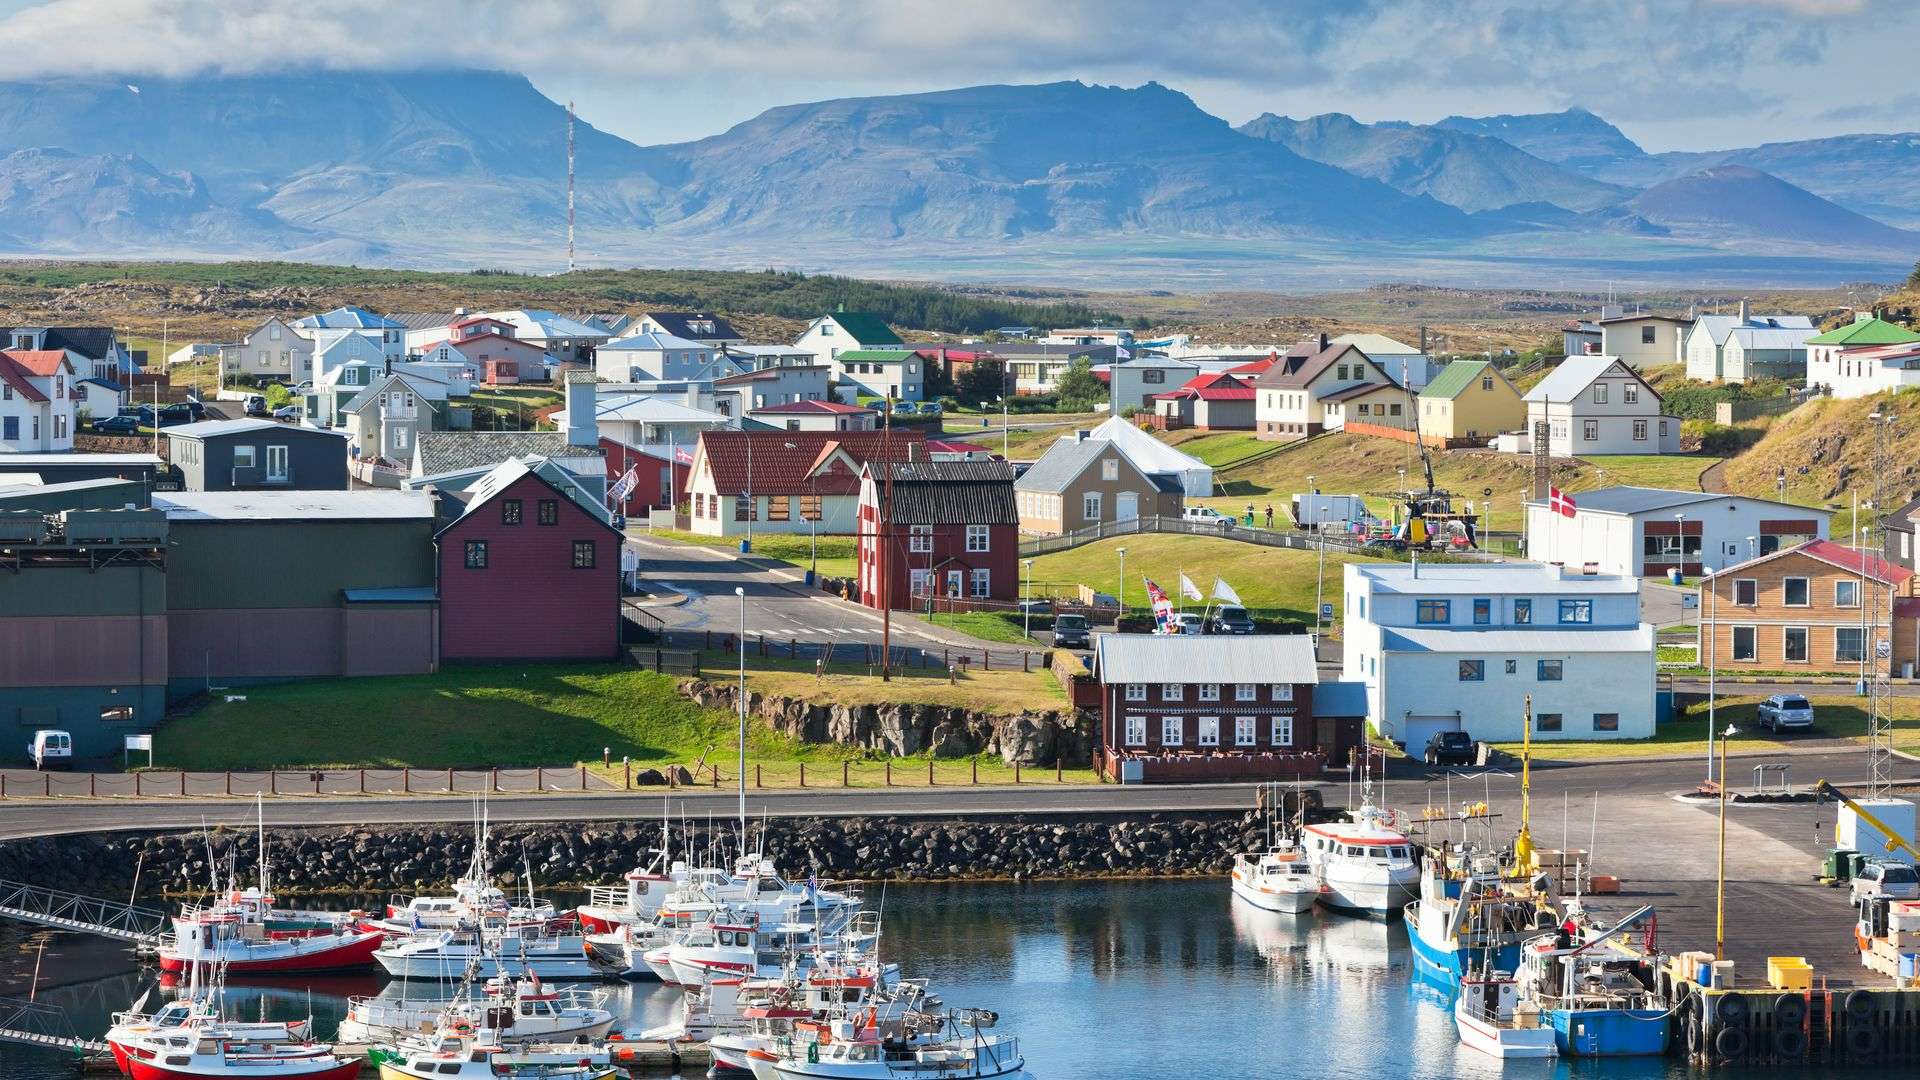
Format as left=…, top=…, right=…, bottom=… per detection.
left=1052, top=359, right=1106, bottom=411
left=1907, top=260, right=1920, bottom=290
left=953, top=359, right=1008, bottom=404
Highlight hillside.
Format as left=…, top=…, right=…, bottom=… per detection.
left=1626, top=166, right=1920, bottom=254
left=0, top=147, right=310, bottom=253
left=1721, top=393, right=1920, bottom=516
left=1435, top=107, right=1647, bottom=173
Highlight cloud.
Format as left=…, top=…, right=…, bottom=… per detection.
left=1817, top=93, right=1920, bottom=124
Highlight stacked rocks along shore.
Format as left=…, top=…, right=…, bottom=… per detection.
left=1, top=814, right=1261, bottom=899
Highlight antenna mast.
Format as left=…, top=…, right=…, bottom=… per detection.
left=566, top=100, right=577, bottom=273
left=1867, top=408, right=1896, bottom=799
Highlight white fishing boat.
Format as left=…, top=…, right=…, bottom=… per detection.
left=107, top=992, right=313, bottom=1077
left=371, top=1031, right=617, bottom=1080
left=1454, top=971, right=1557, bottom=1059
left=1229, top=847, right=1324, bottom=913
left=364, top=804, right=560, bottom=936
left=338, top=976, right=614, bottom=1045
left=1301, top=789, right=1419, bottom=918
left=119, top=1030, right=359, bottom=1080
left=665, top=920, right=830, bottom=986
left=374, top=921, right=606, bottom=981
left=760, top=1009, right=1027, bottom=1080
left=703, top=973, right=921, bottom=1076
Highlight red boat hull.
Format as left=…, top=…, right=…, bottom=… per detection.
left=157, top=931, right=383, bottom=975
left=128, top=1058, right=359, bottom=1080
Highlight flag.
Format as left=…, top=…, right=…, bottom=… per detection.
left=1212, top=577, right=1243, bottom=606
left=1548, top=486, right=1578, bottom=518
left=674, top=446, right=694, bottom=464
left=608, top=466, right=639, bottom=504
left=1178, top=572, right=1203, bottom=602
left=1143, top=577, right=1174, bottom=632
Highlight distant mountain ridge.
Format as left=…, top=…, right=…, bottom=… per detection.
left=1435, top=107, right=1647, bottom=172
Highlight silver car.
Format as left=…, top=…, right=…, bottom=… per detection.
left=1851, top=859, right=1920, bottom=904
left=1757, top=694, right=1815, bottom=733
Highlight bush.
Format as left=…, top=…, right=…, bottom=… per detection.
left=1684, top=420, right=1763, bottom=455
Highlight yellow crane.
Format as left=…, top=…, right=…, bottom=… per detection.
left=1816, top=779, right=1920, bottom=862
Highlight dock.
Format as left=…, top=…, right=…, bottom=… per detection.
left=71, top=1039, right=711, bottom=1074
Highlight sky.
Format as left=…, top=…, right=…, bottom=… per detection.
left=0, top=0, right=1914, bottom=152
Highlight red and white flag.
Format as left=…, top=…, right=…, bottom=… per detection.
left=1548, top=486, right=1578, bottom=518
left=673, top=446, right=694, bottom=464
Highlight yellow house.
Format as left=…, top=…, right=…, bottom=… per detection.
left=1417, top=359, right=1524, bottom=446
left=1321, top=381, right=1414, bottom=433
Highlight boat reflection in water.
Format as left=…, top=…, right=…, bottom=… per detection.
left=1228, top=900, right=1411, bottom=984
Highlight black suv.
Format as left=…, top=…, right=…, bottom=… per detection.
left=1051, top=613, right=1091, bottom=649
left=1424, top=730, right=1478, bottom=767
left=1210, top=605, right=1255, bottom=635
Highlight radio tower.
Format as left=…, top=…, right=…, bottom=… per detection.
left=1866, top=407, right=1897, bottom=799
left=566, top=100, right=577, bottom=273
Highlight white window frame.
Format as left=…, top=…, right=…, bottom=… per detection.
left=1624, top=384, right=1639, bottom=404
left=1733, top=578, right=1757, bottom=606
left=1082, top=492, right=1102, bottom=521
left=1270, top=683, right=1293, bottom=701
left=1234, top=716, right=1256, bottom=747
left=1198, top=683, right=1220, bottom=702
left=1124, top=717, right=1146, bottom=747
left=232, top=445, right=256, bottom=468
left=1834, top=579, right=1860, bottom=608
left=1101, top=458, right=1119, bottom=481
left=969, top=568, right=991, bottom=598
left=1160, top=717, right=1183, bottom=747
left=1783, top=625, right=1810, bottom=663
left=908, top=525, right=933, bottom=554
left=1271, top=716, right=1293, bottom=747
left=1197, top=717, right=1220, bottom=747
left=1125, top=683, right=1146, bottom=702
left=965, top=524, right=990, bottom=552
left=1162, top=683, right=1184, bottom=701
left=1593, top=383, right=1608, bottom=404
left=1782, top=576, right=1810, bottom=607
left=1235, top=684, right=1257, bottom=702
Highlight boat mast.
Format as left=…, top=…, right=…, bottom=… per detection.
left=256, top=794, right=267, bottom=896
left=1514, top=694, right=1535, bottom=874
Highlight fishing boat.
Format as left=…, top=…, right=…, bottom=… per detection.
left=338, top=975, right=614, bottom=1045
left=374, top=920, right=606, bottom=981
left=664, top=918, right=847, bottom=986
left=364, top=804, right=561, bottom=936
left=1300, top=788, right=1419, bottom=918
left=1229, top=847, right=1323, bottom=914
left=702, top=972, right=921, bottom=1075
left=119, top=1031, right=359, bottom=1080
left=1454, top=970, right=1557, bottom=1059
left=759, top=1008, right=1026, bottom=1080
left=1514, top=906, right=1668, bottom=1057
left=158, top=896, right=385, bottom=975
left=107, top=993, right=313, bottom=1076
left=372, top=1032, right=616, bottom=1079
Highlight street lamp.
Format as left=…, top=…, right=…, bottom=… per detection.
left=1683, top=511, right=1720, bottom=785
left=1022, top=558, right=1035, bottom=640
left=735, top=586, right=748, bottom=832
left=1116, top=546, right=1128, bottom=624
left=1715, top=723, right=1737, bottom=960
left=1309, top=474, right=1326, bottom=648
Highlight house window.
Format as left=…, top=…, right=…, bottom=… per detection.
left=1593, top=713, right=1620, bottom=732
left=1197, top=717, right=1220, bottom=747
left=1537, top=713, right=1563, bottom=732
left=1641, top=325, right=1657, bottom=345
left=768, top=496, right=791, bottom=522
left=1659, top=420, right=1669, bottom=437
left=1234, top=716, right=1256, bottom=746
left=1784, top=626, right=1809, bottom=662
left=233, top=445, right=256, bottom=468
left=1732, top=625, right=1757, bottom=661
left=1161, top=717, right=1183, bottom=747
left=1513, top=599, right=1532, bottom=624
left=1625, top=384, right=1639, bottom=404
left=734, top=495, right=754, bottom=522
left=1100, top=457, right=1119, bottom=481
left=1505, top=659, right=1517, bottom=674
left=464, top=540, right=488, bottom=569
left=1472, top=598, right=1490, bottom=625
left=1537, top=659, right=1563, bottom=681
left=1125, top=717, right=1146, bottom=746
left=502, top=499, right=522, bottom=525
left=1271, top=717, right=1293, bottom=747
left=1389, top=403, right=1402, bottom=416
left=969, top=568, right=990, bottom=597
left=1357, top=404, right=1370, bottom=416
left=1416, top=599, right=1451, bottom=624
left=1734, top=579, right=1757, bottom=605
left=1782, top=577, right=1809, bottom=606
left=1235, top=684, right=1257, bottom=702
left=1583, top=419, right=1599, bottom=441
left=1482, top=376, right=1494, bottom=391
left=909, top=525, right=933, bottom=553
left=1083, top=492, right=1102, bottom=521
left=1458, top=660, right=1485, bottom=681
left=1558, top=599, right=1593, bottom=624
left=1125, top=683, right=1146, bottom=702
left=966, top=525, right=990, bottom=552
left=800, top=494, right=822, bottom=521
left=1594, top=383, right=1609, bottom=404
left=1633, top=420, right=1647, bottom=441
left=1836, top=626, right=1865, bottom=663
left=538, top=499, right=558, bottom=525
left=1199, top=683, right=1220, bottom=702
left=1163, top=683, right=1184, bottom=701
left=572, top=540, right=597, bottom=569
left=1835, top=579, right=1860, bottom=608
left=1271, top=683, right=1293, bottom=701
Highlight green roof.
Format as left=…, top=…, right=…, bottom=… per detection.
left=835, top=348, right=918, bottom=362
left=1805, top=318, right=1920, bottom=346
left=1420, top=359, right=1501, bottom=399
left=826, top=312, right=904, bottom=346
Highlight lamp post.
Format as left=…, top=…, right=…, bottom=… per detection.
left=1117, top=546, right=1128, bottom=624
left=1776, top=467, right=1787, bottom=504
left=1001, top=395, right=1009, bottom=460
left=1309, top=474, right=1326, bottom=648
left=1022, top=558, right=1035, bottom=640
left=734, top=586, right=747, bottom=835
left=1716, top=723, right=1737, bottom=960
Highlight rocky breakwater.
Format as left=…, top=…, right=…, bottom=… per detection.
left=0, top=814, right=1263, bottom=897
left=681, top=681, right=1091, bottom=766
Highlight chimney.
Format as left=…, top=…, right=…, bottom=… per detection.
left=1076, top=429, right=1089, bottom=443
left=1318, top=332, right=1329, bottom=352
left=454, top=307, right=467, bottom=317
left=1738, top=297, right=1750, bottom=324
left=563, top=371, right=597, bottom=449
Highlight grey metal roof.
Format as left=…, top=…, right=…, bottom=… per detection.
left=1727, top=326, right=1817, bottom=350
left=387, top=312, right=462, bottom=331
left=884, top=460, right=1017, bottom=525
left=1381, top=626, right=1653, bottom=653
left=166, top=418, right=345, bottom=441
left=414, top=432, right=597, bottom=479
left=1312, top=680, right=1369, bottom=718
left=154, top=491, right=434, bottom=522
left=1524, top=355, right=1637, bottom=403
left=1349, top=562, right=1640, bottom=596
left=1523, top=485, right=1720, bottom=516
left=1012, top=437, right=1104, bottom=493
left=1095, top=633, right=1318, bottom=685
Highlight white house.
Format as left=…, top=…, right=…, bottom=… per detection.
left=305, top=333, right=392, bottom=426
left=221, top=317, right=313, bottom=383
left=1341, top=562, right=1656, bottom=746
left=634, top=312, right=745, bottom=346
left=553, top=388, right=734, bottom=455
left=794, top=311, right=904, bottom=365
left=1518, top=355, right=1680, bottom=456
left=1804, top=316, right=1920, bottom=398
left=750, top=400, right=878, bottom=432
left=723, top=344, right=819, bottom=370
left=292, top=307, right=406, bottom=362
left=1524, top=486, right=1831, bottom=578
left=1107, top=355, right=1198, bottom=413
left=1042, top=327, right=1134, bottom=347
left=1682, top=303, right=1816, bottom=383
left=480, top=310, right=611, bottom=368
left=829, top=349, right=926, bottom=403
left=713, top=365, right=833, bottom=415
left=339, top=372, right=451, bottom=464
left=1596, top=313, right=1692, bottom=369
left=1331, top=332, right=1436, bottom=389
left=594, top=331, right=718, bottom=383
left=0, top=349, right=77, bottom=452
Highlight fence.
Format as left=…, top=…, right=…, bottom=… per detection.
left=627, top=646, right=703, bottom=674
left=1715, top=386, right=1822, bottom=424
left=1018, top=515, right=1364, bottom=558
left=1342, top=419, right=1484, bottom=450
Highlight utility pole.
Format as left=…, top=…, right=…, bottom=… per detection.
left=566, top=101, right=576, bottom=274
left=881, top=399, right=894, bottom=681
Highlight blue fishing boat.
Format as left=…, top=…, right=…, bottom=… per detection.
left=1515, top=906, right=1668, bottom=1057
left=1407, top=853, right=1552, bottom=988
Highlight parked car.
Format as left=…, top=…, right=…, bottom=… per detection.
left=1182, top=505, right=1234, bottom=529
left=92, top=414, right=141, bottom=434
left=1363, top=536, right=1409, bottom=554
left=1850, top=859, right=1920, bottom=904
left=1050, top=613, right=1091, bottom=649
left=1210, top=605, right=1255, bottom=635
left=919, top=401, right=943, bottom=415
left=1757, top=694, right=1816, bottom=733
left=1424, top=730, right=1479, bottom=767
left=243, top=394, right=269, bottom=417
left=272, top=405, right=302, bottom=421
left=26, top=729, right=72, bottom=770
left=1018, top=598, right=1054, bottom=618
left=1167, top=612, right=1205, bottom=635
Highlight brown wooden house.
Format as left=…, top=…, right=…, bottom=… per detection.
left=1699, top=539, right=1918, bottom=677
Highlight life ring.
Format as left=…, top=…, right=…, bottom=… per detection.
left=1773, top=1027, right=1808, bottom=1060
left=1772, top=993, right=1806, bottom=1028
left=452, top=1021, right=476, bottom=1035
left=1713, top=1025, right=1748, bottom=1061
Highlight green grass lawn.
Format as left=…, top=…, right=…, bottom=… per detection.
left=1163, top=432, right=1276, bottom=468
left=1491, top=694, right=1920, bottom=760
left=646, top=528, right=857, bottom=580
left=921, top=610, right=1040, bottom=645
left=1026, top=533, right=1386, bottom=625
left=1575, top=454, right=1717, bottom=491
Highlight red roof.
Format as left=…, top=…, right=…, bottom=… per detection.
left=927, top=439, right=992, bottom=455
left=1797, top=539, right=1913, bottom=585
left=1225, top=355, right=1277, bottom=376
left=751, top=400, right=873, bottom=415
left=1, top=349, right=72, bottom=377
left=696, top=429, right=925, bottom=495
left=0, top=352, right=53, bottom=403
left=1155, top=371, right=1255, bottom=401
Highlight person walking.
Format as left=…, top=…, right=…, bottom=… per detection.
left=1264, top=504, right=1275, bottom=528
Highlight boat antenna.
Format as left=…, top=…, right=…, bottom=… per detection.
left=1514, top=694, right=1535, bottom=874
left=256, top=793, right=267, bottom=896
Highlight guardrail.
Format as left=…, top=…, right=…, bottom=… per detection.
left=1018, top=515, right=1365, bottom=558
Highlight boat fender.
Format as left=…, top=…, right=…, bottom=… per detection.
left=1845, top=1024, right=1877, bottom=1061
left=1713, top=993, right=1749, bottom=1027
left=1713, top=1025, right=1748, bottom=1061
left=1772, top=993, right=1806, bottom=1028
left=1685, top=1017, right=1704, bottom=1057
left=807, top=1043, right=819, bottom=1064
left=1842, top=988, right=1875, bottom=1022
left=1773, top=1027, right=1809, bottom=1060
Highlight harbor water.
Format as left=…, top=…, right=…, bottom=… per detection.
left=0, top=879, right=1817, bottom=1079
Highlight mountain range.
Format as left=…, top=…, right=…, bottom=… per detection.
left=0, top=72, right=1915, bottom=279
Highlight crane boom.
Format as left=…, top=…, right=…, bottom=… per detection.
left=1816, top=779, right=1920, bottom=861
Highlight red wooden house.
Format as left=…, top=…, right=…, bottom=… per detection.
left=601, top=436, right=689, bottom=518
left=435, top=456, right=623, bottom=661
left=856, top=459, right=1019, bottom=609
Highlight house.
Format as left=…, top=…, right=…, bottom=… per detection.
left=479, top=310, right=611, bottom=368
left=1417, top=360, right=1525, bottom=447
left=417, top=316, right=551, bottom=384
left=1251, top=335, right=1395, bottom=441
left=1331, top=333, right=1436, bottom=389
left=305, top=332, right=393, bottom=425
left=594, top=331, right=718, bottom=383
left=74, top=377, right=126, bottom=423
left=168, top=342, right=222, bottom=367
left=221, top=317, right=313, bottom=383
left=1682, top=302, right=1817, bottom=383
left=1107, top=355, right=1199, bottom=413
left=1518, top=354, right=1681, bottom=456
left=434, top=456, right=623, bottom=663
left=602, top=438, right=689, bottom=517
left=794, top=311, right=904, bottom=365
left=1092, top=635, right=1361, bottom=783
left=634, top=312, right=744, bottom=346
left=983, top=342, right=1115, bottom=396
left=1523, top=486, right=1830, bottom=578
left=1699, top=539, right=1917, bottom=679
left=1319, top=380, right=1413, bottom=435
left=1013, top=430, right=1183, bottom=536
left=1085, top=415, right=1212, bottom=495
left=1341, top=562, right=1656, bottom=746
left=165, top=419, right=349, bottom=491
left=1805, top=315, right=1920, bottom=398
left=683, top=429, right=925, bottom=539
left=339, top=372, right=454, bottom=467
left=1596, top=312, right=1692, bottom=368
left=826, top=349, right=926, bottom=403
left=713, top=365, right=833, bottom=415
left=407, top=375, right=607, bottom=496
left=1043, top=327, right=1135, bottom=348
left=0, top=350, right=77, bottom=452
left=556, top=388, right=734, bottom=455
left=292, top=307, right=407, bottom=361
left=1, top=326, right=133, bottom=385
left=751, top=400, right=878, bottom=432
left=1562, top=319, right=1602, bottom=358
left=855, top=459, right=1018, bottom=608
left=1148, top=371, right=1256, bottom=431
left=721, top=344, right=819, bottom=371
left=1881, top=496, right=1920, bottom=573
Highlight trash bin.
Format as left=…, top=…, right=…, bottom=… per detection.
left=739, top=539, right=752, bottom=554
left=804, top=570, right=816, bottom=587
left=1668, top=568, right=1683, bottom=585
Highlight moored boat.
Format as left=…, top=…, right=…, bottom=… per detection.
left=120, top=1031, right=358, bottom=1080
left=1515, top=905, right=1668, bottom=1057
left=1454, top=971, right=1557, bottom=1059
left=374, top=921, right=606, bottom=981
left=1229, top=846, right=1323, bottom=914
left=371, top=1031, right=616, bottom=1079
left=338, top=975, right=614, bottom=1045
left=107, top=996, right=313, bottom=1077
left=1301, top=792, right=1419, bottom=918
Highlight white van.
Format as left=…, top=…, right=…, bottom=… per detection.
left=1182, top=506, right=1234, bottom=529
left=27, top=729, right=73, bottom=770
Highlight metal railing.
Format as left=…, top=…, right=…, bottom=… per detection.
left=0, top=997, right=110, bottom=1054
left=1018, top=515, right=1364, bottom=558
left=0, top=879, right=170, bottom=944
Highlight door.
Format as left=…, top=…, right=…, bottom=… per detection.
left=1116, top=491, right=1139, bottom=522
left=265, top=445, right=289, bottom=483
left=945, top=570, right=963, bottom=598
left=1401, top=713, right=1462, bottom=755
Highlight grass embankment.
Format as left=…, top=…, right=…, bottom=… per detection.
left=1160, top=431, right=1281, bottom=469
left=646, top=528, right=857, bottom=580
left=1026, top=534, right=1386, bottom=625
left=158, top=660, right=1090, bottom=785
left=1491, top=694, right=1920, bottom=760
left=1722, top=392, right=1920, bottom=537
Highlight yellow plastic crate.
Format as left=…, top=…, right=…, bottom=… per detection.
left=1767, top=956, right=1813, bottom=990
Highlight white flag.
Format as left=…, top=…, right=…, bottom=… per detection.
left=1212, top=577, right=1243, bottom=605
left=1179, top=572, right=1203, bottom=602
left=608, top=465, right=639, bottom=503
